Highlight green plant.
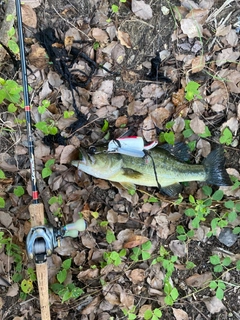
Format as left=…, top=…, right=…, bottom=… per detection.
left=14, top=186, right=25, bottom=197
left=0, top=77, right=23, bottom=106
left=176, top=225, right=194, bottom=241
left=122, top=306, right=137, bottom=320
left=185, top=80, right=202, bottom=101
left=42, top=159, right=55, bottom=179
left=38, top=99, right=50, bottom=114
left=51, top=258, right=84, bottom=303
left=219, top=127, right=233, bottom=146
left=159, top=121, right=175, bottom=145
left=152, top=246, right=178, bottom=306
left=101, top=119, right=109, bottom=132
left=35, top=119, right=58, bottom=135
left=6, top=23, right=19, bottom=54
left=209, top=280, right=226, bottom=300
left=210, top=255, right=232, bottom=273
left=48, top=195, right=63, bottom=217
left=130, top=240, right=152, bottom=262
left=102, top=249, right=126, bottom=267
left=107, top=0, right=127, bottom=21
left=144, top=308, right=162, bottom=320
left=106, top=229, right=116, bottom=244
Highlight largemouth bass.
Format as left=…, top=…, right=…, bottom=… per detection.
left=72, top=144, right=232, bottom=196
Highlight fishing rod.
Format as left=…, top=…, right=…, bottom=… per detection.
left=15, top=1, right=86, bottom=319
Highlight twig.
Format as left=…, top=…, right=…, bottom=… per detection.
left=51, top=5, right=92, bottom=40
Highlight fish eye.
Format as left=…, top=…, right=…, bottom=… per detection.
left=88, top=146, right=96, bottom=154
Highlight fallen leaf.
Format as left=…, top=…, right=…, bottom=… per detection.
left=123, top=235, right=149, bottom=248
left=92, top=91, right=109, bottom=107
left=120, top=290, right=134, bottom=309
left=203, top=296, right=226, bottom=314
left=117, top=30, right=132, bottom=48
left=173, top=117, right=185, bottom=132
left=216, top=48, right=240, bottom=67
left=226, top=29, right=238, bottom=47
left=151, top=108, right=170, bottom=128
left=6, top=283, right=19, bottom=297
left=190, top=117, right=205, bottom=134
left=186, top=8, right=208, bottom=24
left=111, top=43, right=126, bottom=64
left=180, top=18, right=203, bottom=38
left=128, top=269, right=145, bottom=284
left=115, top=115, right=128, bottom=128
left=82, top=296, right=100, bottom=315
left=21, top=4, right=37, bottom=28
left=216, top=24, right=231, bottom=37
left=191, top=55, right=205, bottom=73
left=169, top=240, right=186, bottom=257
left=28, top=44, right=48, bottom=69
left=172, top=308, right=189, bottom=320
left=132, top=0, right=153, bottom=20
left=185, top=272, right=212, bottom=288
left=91, top=28, right=108, bottom=43
left=60, top=145, right=76, bottom=164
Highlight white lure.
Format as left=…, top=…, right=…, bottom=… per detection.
left=107, top=136, right=158, bottom=157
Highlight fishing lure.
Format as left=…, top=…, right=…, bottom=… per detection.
left=107, top=136, right=158, bottom=157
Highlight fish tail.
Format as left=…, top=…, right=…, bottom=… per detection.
left=203, top=148, right=232, bottom=186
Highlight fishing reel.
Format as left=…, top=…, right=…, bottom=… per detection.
left=26, top=219, right=86, bottom=264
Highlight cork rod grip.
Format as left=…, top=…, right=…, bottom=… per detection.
left=29, top=203, right=51, bottom=320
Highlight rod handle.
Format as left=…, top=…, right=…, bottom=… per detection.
left=29, top=203, right=45, bottom=227
left=36, top=263, right=51, bottom=320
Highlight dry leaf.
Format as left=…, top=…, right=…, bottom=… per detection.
left=190, top=117, right=205, bottom=134
left=216, top=48, right=240, bottom=67
left=191, top=55, right=205, bottom=73
left=123, top=235, right=149, bottom=248
left=216, top=24, right=231, bottom=37
left=60, top=145, right=76, bottom=164
left=173, top=117, right=185, bottom=132
left=120, top=290, right=134, bottom=309
left=151, top=108, right=170, bottom=128
left=226, top=29, right=238, bottom=47
left=172, top=308, right=189, bottom=320
left=91, top=28, right=108, bottom=42
left=92, top=91, right=109, bottom=107
left=128, top=269, right=145, bottom=284
left=115, top=115, right=128, bottom=128
left=132, top=0, right=153, bottom=20
left=180, top=19, right=203, bottom=38
left=169, top=240, right=186, bottom=257
left=21, top=4, right=37, bottom=28
left=82, top=296, right=100, bottom=315
left=186, top=9, right=208, bottom=24
left=117, top=30, right=132, bottom=48
left=28, top=44, right=48, bottom=69
left=6, top=283, right=19, bottom=297
left=203, top=296, right=226, bottom=314
left=185, top=272, right=212, bottom=288
left=111, top=43, right=125, bottom=64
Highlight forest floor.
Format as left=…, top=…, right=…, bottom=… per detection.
left=0, top=0, right=240, bottom=319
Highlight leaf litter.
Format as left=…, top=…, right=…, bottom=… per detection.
left=0, top=0, right=240, bottom=319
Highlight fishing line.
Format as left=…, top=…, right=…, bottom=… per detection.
left=144, top=151, right=161, bottom=190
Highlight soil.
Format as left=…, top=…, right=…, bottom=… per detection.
left=0, top=0, right=240, bottom=319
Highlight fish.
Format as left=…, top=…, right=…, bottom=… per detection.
left=72, top=144, right=232, bottom=196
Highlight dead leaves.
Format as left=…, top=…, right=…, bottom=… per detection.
left=132, top=0, right=153, bottom=20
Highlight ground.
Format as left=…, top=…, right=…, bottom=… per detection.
left=0, top=0, right=240, bottom=319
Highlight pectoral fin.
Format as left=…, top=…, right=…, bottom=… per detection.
left=161, top=183, right=183, bottom=197
left=122, top=168, right=143, bottom=178
left=120, top=182, right=136, bottom=191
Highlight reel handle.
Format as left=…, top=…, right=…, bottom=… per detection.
left=62, top=219, right=86, bottom=238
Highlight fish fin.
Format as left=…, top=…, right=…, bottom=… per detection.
left=120, top=182, right=136, bottom=190
left=161, top=183, right=183, bottom=197
left=203, top=148, right=232, bottom=186
left=159, top=142, right=190, bottom=162
left=122, top=168, right=143, bottom=178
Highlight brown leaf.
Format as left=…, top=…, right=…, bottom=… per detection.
left=132, top=0, right=153, bottom=20
left=115, top=115, right=128, bottom=128
left=120, top=290, right=134, bottom=309
left=180, top=18, right=203, bottom=38
left=186, top=8, right=208, bottom=24
left=60, top=145, right=76, bottom=164
left=151, top=108, right=170, bottom=128
left=172, top=308, right=189, bottom=320
left=169, top=240, right=186, bottom=257
left=124, top=235, right=149, bottom=248
left=82, top=296, right=101, bottom=315
left=117, top=30, right=132, bottom=48
left=191, top=55, right=205, bottom=73
left=21, top=4, right=37, bottom=28
left=6, top=283, right=19, bottom=297
left=111, top=43, right=125, bottom=64
left=28, top=44, right=48, bottom=69
left=216, top=48, right=240, bottom=67
left=185, top=272, right=212, bottom=288
left=91, top=28, right=108, bottom=43
left=190, top=117, right=205, bottom=134
left=204, top=296, right=226, bottom=314
left=128, top=269, right=145, bottom=284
